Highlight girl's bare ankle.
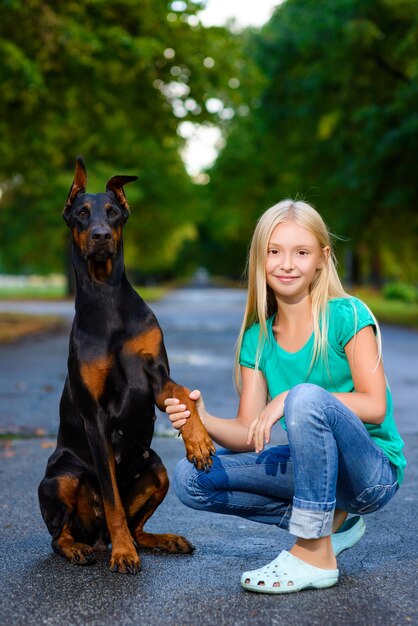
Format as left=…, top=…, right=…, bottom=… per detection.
left=332, top=509, right=348, bottom=533
left=290, top=538, right=337, bottom=570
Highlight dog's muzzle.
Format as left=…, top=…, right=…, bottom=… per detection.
left=87, top=227, right=115, bottom=260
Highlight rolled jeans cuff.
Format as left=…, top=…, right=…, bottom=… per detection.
left=289, top=500, right=335, bottom=539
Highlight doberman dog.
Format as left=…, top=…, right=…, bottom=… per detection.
left=38, top=156, right=215, bottom=574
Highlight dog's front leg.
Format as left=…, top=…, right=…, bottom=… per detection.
left=84, top=414, right=140, bottom=574
left=125, top=325, right=216, bottom=470
left=157, top=380, right=216, bottom=471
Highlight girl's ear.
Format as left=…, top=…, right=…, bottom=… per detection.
left=317, top=246, right=331, bottom=269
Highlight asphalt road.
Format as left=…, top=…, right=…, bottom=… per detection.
left=0, top=289, right=417, bottom=626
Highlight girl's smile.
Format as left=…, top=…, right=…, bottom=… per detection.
left=274, top=275, right=300, bottom=283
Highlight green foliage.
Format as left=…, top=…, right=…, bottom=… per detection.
left=382, top=282, right=418, bottom=303
left=354, top=287, right=418, bottom=327
left=203, top=0, right=418, bottom=281
left=2, top=0, right=417, bottom=284
left=0, top=0, right=243, bottom=276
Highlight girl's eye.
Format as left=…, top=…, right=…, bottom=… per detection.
left=268, top=249, right=278, bottom=255
left=297, top=250, right=309, bottom=256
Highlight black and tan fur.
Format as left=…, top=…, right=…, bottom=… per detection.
left=38, top=156, right=215, bottom=574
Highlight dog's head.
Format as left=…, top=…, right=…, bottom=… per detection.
left=63, top=156, right=137, bottom=264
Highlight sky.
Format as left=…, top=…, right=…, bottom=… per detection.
left=180, top=0, right=283, bottom=178
left=199, top=0, right=282, bottom=28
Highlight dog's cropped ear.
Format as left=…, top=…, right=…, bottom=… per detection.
left=106, top=175, right=138, bottom=220
left=63, top=155, right=87, bottom=222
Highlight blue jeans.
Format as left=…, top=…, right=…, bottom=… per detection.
left=173, top=383, right=399, bottom=539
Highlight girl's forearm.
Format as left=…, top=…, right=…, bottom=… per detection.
left=332, top=392, right=386, bottom=424
left=204, top=414, right=255, bottom=452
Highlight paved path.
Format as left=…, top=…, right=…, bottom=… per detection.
left=0, top=289, right=417, bottom=625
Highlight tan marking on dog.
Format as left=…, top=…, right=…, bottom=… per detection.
left=126, top=460, right=193, bottom=553
left=76, top=481, right=103, bottom=528
left=124, top=327, right=162, bottom=359
left=72, top=228, right=89, bottom=253
left=55, top=521, right=75, bottom=552
left=156, top=381, right=216, bottom=470
left=155, top=381, right=189, bottom=409
left=54, top=522, right=95, bottom=564
left=88, top=259, right=113, bottom=282
left=127, top=462, right=168, bottom=519
left=101, top=457, right=140, bottom=571
left=57, top=475, right=79, bottom=507
left=112, top=224, right=122, bottom=246
left=80, top=355, right=115, bottom=401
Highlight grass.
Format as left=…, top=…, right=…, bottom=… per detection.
left=0, top=284, right=169, bottom=301
left=0, top=282, right=416, bottom=344
left=0, top=313, right=66, bottom=343
left=351, top=288, right=418, bottom=329
left=0, top=286, right=67, bottom=299
left=133, top=285, right=170, bottom=301
left=0, top=284, right=170, bottom=343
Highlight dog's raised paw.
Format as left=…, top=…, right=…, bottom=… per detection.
left=186, top=439, right=215, bottom=471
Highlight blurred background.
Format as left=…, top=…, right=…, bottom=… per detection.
left=0, top=0, right=417, bottom=326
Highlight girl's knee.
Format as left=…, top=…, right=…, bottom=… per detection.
left=286, top=383, right=327, bottom=410
left=173, top=458, right=195, bottom=505
left=173, top=457, right=208, bottom=511
left=285, top=383, right=329, bottom=428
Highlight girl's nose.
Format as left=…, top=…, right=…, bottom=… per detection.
left=280, top=255, right=295, bottom=271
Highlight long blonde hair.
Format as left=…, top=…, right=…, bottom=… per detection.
left=234, top=199, right=382, bottom=391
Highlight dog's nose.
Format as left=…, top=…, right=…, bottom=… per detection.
left=91, top=227, right=112, bottom=241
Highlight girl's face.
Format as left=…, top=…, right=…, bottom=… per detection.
left=265, top=220, right=329, bottom=302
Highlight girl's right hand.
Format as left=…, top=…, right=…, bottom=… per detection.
left=164, top=389, right=207, bottom=430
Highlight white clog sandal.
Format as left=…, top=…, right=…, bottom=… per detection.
left=241, top=550, right=339, bottom=594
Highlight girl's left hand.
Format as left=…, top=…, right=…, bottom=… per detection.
left=247, top=392, right=288, bottom=453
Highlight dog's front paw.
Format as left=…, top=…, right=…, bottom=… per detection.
left=184, top=430, right=216, bottom=471
left=109, top=549, right=141, bottom=575
left=68, top=542, right=96, bottom=566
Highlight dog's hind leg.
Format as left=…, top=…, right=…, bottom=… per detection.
left=38, top=474, right=96, bottom=565
left=126, top=450, right=195, bottom=554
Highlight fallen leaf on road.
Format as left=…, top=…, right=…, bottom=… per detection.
left=0, top=441, right=15, bottom=458
left=41, top=441, right=56, bottom=449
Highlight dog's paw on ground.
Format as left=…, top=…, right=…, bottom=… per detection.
left=109, top=551, right=141, bottom=575
left=68, top=542, right=96, bottom=566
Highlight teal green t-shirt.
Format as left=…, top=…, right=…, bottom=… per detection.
left=239, top=296, right=406, bottom=485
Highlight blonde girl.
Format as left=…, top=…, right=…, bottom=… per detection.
left=165, top=200, right=406, bottom=594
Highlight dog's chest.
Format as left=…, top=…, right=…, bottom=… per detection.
left=111, top=422, right=154, bottom=475
left=73, top=325, right=153, bottom=394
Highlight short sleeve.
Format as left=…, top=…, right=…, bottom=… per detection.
left=335, top=297, right=376, bottom=349
left=239, top=325, right=259, bottom=369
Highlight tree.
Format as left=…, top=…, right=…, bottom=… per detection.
left=203, top=0, right=418, bottom=283
left=0, top=0, right=244, bottom=279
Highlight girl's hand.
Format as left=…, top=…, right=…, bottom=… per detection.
left=164, top=389, right=207, bottom=430
left=247, top=392, right=288, bottom=453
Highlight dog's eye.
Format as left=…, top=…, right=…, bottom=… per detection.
left=77, top=208, right=90, bottom=218
left=107, top=208, right=119, bottom=218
